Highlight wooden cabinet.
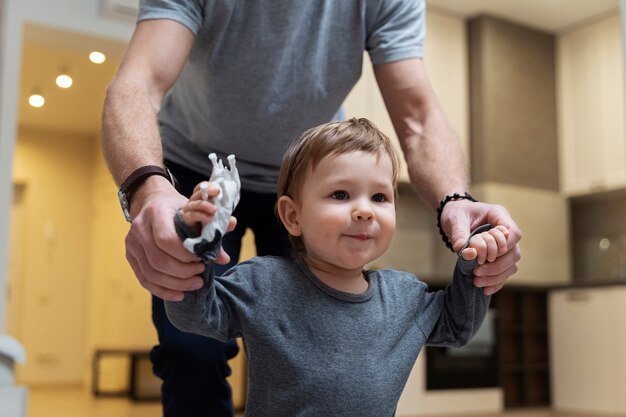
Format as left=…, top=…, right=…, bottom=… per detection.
left=423, top=286, right=551, bottom=408
left=557, top=15, right=626, bottom=196
left=550, top=286, right=626, bottom=414
left=493, top=288, right=550, bottom=408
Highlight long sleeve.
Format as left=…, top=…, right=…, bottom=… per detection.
left=423, top=257, right=490, bottom=347
left=164, top=212, right=242, bottom=341
left=417, top=226, right=493, bottom=347
left=165, top=263, right=239, bottom=342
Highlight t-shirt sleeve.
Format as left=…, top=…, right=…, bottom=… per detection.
left=138, top=0, right=204, bottom=35
left=366, top=0, right=426, bottom=65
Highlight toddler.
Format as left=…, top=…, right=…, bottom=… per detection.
left=167, top=118, right=508, bottom=416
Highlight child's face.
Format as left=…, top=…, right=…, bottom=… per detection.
left=291, top=150, right=396, bottom=273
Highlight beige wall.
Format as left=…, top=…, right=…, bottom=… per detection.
left=0, top=0, right=135, bottom=333
left=87, top=148, right=158, bottom=354
left=10, top=127, right=95, bottom=384
left=472, top=182, right=571, bottom=285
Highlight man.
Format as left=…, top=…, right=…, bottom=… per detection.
left=102, top=1, right=522, bottom=416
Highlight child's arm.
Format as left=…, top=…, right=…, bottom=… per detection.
left=419, top=225, right=509, bottom=347
left=165, top=181, right=240, bottom=341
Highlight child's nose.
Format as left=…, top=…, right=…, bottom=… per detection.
left=352, top=202, right=375, bottom=221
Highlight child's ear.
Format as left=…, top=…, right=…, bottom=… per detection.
left=276, top=195, right=302, bottom=237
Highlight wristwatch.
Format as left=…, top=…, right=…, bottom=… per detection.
left=118, top=165, right=176, bottom=223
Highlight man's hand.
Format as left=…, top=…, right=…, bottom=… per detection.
left=124, top=180, right=233, bottom=301
left=441, top=200, right=522, bottom=295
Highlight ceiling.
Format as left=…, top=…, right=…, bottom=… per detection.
left=18, top=24, right=126, bottom=136
left=17, top=1, right=623, bottom=136
left=427, top=0, right=620, bottom=33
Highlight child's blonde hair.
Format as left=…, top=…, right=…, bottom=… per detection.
left=277, top=117, right=401, bottom=253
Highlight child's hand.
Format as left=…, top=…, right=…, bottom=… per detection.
left=179, top=181, right=222, bottom=233
left=461, top=225, right=509, bottom=264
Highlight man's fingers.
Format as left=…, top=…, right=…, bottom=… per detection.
left=126, top=251, right=187, bottom=301
left=481, top=282, right=505, bottom=296
left=127, top=233, right=204, bottom=285
left=449, top=217, right=471, bottom=252
left=473, top=256, right=520, bottom=293
left=461, top=247, right=477, bottom=261
left=138, top=205, right=198, bottom=263
left=474, top=244, right=521, bottom=278
left=486, top=205, right=522, bottom=247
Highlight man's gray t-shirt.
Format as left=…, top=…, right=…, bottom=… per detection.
left=165, top=256, right=489, bottom=417
left=138, top=0, right=426, bottom=192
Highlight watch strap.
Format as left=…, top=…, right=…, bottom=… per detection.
left=118, top=165, right=175, bottom=222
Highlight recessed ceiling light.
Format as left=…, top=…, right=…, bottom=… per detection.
left=89, top=51, right=106, bottom=64
left=56, top=74, right=73, bottom=88
left=29, top=94, right=45, bottom=108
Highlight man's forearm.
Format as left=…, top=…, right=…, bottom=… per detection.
left=374, top=58, right=469, bottom=210
left=401, top=109, right=468, bottom=209
left=101, top=77, right=165, bottom=187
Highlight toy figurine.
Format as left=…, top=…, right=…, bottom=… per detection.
left=176, top=153, right=241, bottom=261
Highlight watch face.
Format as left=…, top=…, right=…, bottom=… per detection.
left=118, top=190, right=132, bottom=223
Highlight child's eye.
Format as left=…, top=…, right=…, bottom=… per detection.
left=372, top=193, right=387, bottom=203
left=331, top=191, right=349, bottom=200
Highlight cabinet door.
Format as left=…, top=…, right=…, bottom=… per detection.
left=549, top=289, right=616, bottom=413
left=557, top=15, right=626, bottom=196
left=611, top=288, right=626, bottom=412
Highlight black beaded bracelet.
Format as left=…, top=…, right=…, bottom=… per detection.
left=436, top=192, right=478, bottom=252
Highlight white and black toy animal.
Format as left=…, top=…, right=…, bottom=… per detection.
left=175, top=153, right=241, bottom=262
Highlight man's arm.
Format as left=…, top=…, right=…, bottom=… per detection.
left=374, top=58, right=522, bottom=295
left=103, top=19, right=193, bottom=188
left=102, top=19, right=212, bottom=301
left=374, top=58, right=466, bottom=208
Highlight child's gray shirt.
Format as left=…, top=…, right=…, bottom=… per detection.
left=165, top=255, right=489, bottom=417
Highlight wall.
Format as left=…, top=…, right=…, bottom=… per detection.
left=468, top=16, right=571, bottom=285
left=88, top=150, right=157, bottom=350
left=0, top=0, right=134, bottom=331
left=11, top=127, right=95, bottom=384
left=623, top=0, right=626, bottom=116
left=0, top=0, right=22, bottom=332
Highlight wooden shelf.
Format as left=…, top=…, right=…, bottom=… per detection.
left=493, top=288, right=551, bottom=408
left=424, top=285, right=550, bottom=400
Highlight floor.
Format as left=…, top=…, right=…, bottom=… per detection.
left=25, top=386, right=600, bottom=417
